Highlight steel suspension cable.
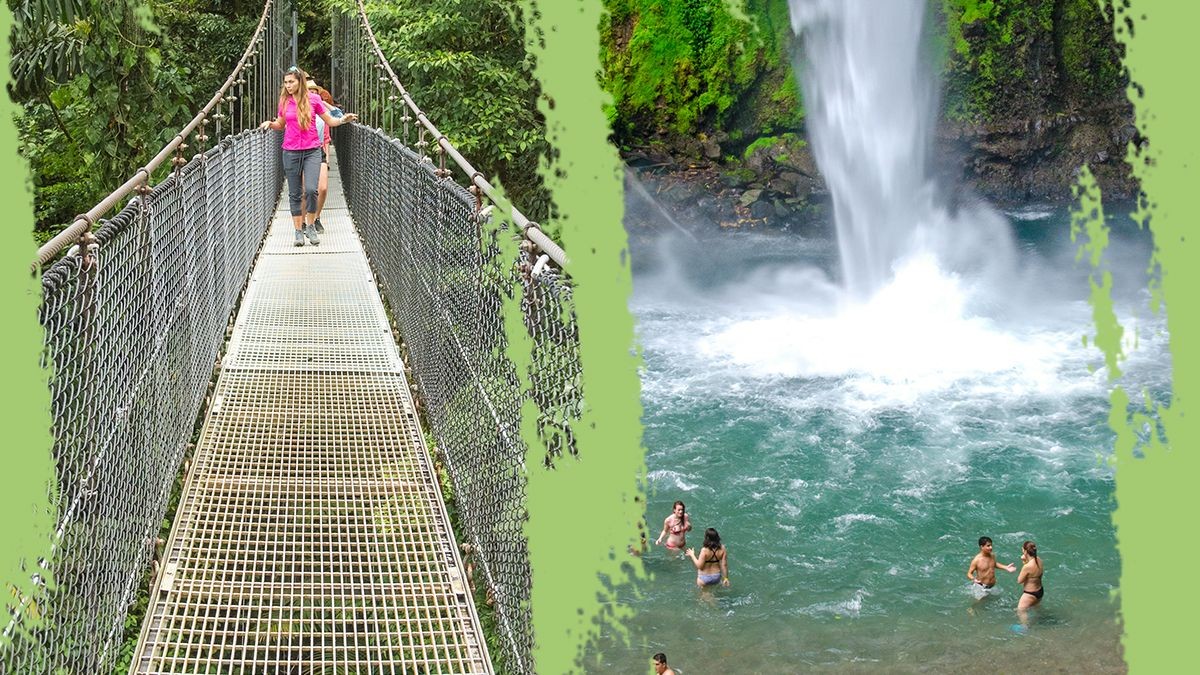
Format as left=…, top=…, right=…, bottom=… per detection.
left=31, top=0, right=286, bottom=272
left=7, top=2, right=293, bottom=671
left=346, top=0, right=568, bottom=268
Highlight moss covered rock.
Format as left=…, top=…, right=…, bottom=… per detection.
left=606, top=0, right=1135, bottom=219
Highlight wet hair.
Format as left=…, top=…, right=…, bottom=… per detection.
left=978, top=536, right=992, bottom=547
left=1023, top=541, right=1038, bottom=559
left=672, top=501, right=686, bottom=527
left=703, top=527, right=722, bottom=554
left=653, top=652, right=668, bottom=665
left=278, top=67, right=313, bottom=131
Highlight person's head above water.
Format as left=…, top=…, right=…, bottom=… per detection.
left=652, top=653, right=669, bottom=673
left=703, top=527, right=722, bottom=551
left=1022, top=540, right=1038, bottom=559
left=672, top=500, right=685, bottom=518
left=978, top=536, right=993, bottom=550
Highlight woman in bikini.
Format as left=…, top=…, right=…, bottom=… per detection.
left=654, top=500, right=691, bottom=554
left=686, top=528, right=730, bottom=588
left=1016, top=540, right=1044, bottom=622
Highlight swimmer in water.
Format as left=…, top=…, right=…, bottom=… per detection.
left=654, top=500, right=691, bottom=554
left=1016, top=540, right=1044, bottom=625
left=686, top=528, right=730, bottom=588
left=652, top=652, right=677, bottom=675
left=967, top=536, right=1016, bottom=589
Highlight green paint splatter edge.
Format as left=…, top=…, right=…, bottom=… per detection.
left=520, top=1, right=647, bottom=672
left=1, top=7, right=58, bottom=651
left=5, top=1, right=1195, bottom=672
left=1103, top=1, right=1197, bottom=671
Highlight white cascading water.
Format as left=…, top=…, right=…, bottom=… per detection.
left=789, top=0, right=1016, bottom=299
left=657, top=0, right=1089, bottom=390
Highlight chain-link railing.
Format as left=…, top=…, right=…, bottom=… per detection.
left=4, top=2, right=290, bottom=671
left=333, top=4, right=581, bottom=672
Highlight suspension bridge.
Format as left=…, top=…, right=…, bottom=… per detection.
left=5, top=1, right=576, bottom=673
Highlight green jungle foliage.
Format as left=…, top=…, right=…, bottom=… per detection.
left=152, top=0, right=329, bottom=108
left=940, top=0, right=1054, bottom=119
left=601, top=0, right=800, bottom=145
left=358, top=0, right=552, bottom=224
left=152, top=0, right=273, bottom=99
left=601, top=0, right=1126, bottom=155
left=941, top=0, right=1125, bottom=121
left=11, top=0, right=204, bottom=240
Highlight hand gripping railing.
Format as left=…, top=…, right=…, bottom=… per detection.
left=6, top=1, right=291, bottom=672
left=31, top=0, right=290, bottom=272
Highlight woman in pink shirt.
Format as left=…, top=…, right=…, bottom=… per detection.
left=259, top=66, right=356, bottom=246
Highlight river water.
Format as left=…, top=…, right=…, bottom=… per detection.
left=592, top=1, right=1163, bottom=670
left=595, top=205, right=1164, bottom=673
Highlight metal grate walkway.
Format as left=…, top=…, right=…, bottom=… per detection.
left=133, top=153, right=492, bottom=674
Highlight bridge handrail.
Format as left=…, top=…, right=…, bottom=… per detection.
left=352, top=0, right=568, bottom=268
left=31, top=0, right=280, bottom=272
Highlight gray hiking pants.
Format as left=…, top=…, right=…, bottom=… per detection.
left=283, top=147, right=322, bottom=217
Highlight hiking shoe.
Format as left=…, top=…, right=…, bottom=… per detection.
left=304, top=224, right=321, bottom=245
left=294, top=229, right=305, bottom=247
left=313, top=217, right=325, bottom=234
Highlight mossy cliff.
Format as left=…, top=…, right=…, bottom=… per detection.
left=601, top=0, right=1135, bottom=230
left=939, top=0, right=1134, bottom=202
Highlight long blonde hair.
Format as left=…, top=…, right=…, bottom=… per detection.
left=278, top=68, right=312, bottom=130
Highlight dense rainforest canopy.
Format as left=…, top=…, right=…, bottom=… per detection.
left=602, top=0, right=1133, bottom=206
left=11, top=0, right=549, bottom=241
left=602, top=0, right=1126, bottom=154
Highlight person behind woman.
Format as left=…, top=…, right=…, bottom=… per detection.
left=304, top=77, right=342, bottom=234
left=1016, top=540, right=1044, bottom=623
left=654, top=500, right=691, bottom=553
left=686, top=527, right=729, bottom=588
left=259, top=66, right=356, bottom=246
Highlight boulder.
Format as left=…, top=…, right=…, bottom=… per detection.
left=749, top=199, right=774, bottom=221
left=739, top=188, right=764, bottom=208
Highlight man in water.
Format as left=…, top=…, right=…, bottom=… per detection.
left=652, top=653, right=677, bottom=675
left=968, top=536, right=1016, bottom=588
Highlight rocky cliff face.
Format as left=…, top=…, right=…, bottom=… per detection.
left=606, top=0, right=1136, bottom=233
left=937, top=0, right=1137, bottom=202
left=938, top=105, right=1139, bottom=204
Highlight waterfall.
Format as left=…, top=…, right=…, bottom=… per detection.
left=790, top=0, right=1015, bottom=299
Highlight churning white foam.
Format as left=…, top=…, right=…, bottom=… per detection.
left=695, top=254, right=1089, bottom=402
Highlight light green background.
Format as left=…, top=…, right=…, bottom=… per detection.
left=521, top=1, right=646, bottom=671
left=0, top=5, right=57, bottom=650
left=2, top=1, right=1195, bottom=672
left=1103, top=1, right=1197, bottom=671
